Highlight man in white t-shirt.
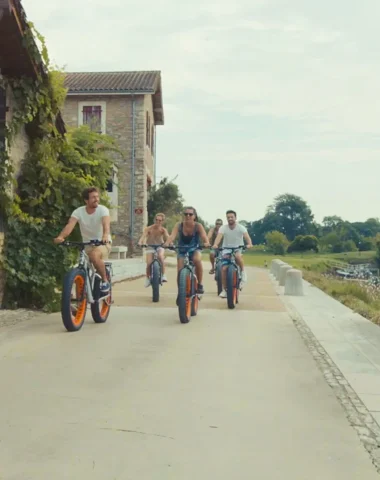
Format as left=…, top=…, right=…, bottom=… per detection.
left=212, top=209, right=253, bottom=298
left=54, top=187, right=112, bottom=293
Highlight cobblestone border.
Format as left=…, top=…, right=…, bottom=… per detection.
left=284, top=299, right=380, bottom=474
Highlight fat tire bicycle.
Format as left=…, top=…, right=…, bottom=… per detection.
left=141, top=244, right=165, bottom=303
left=213, top=248, right=223, bottom=296
left=59, top=240, right=113, bottom=332
left=222, top=245, right=246, bottom=309
left=170, top=245, right=203, bottom=324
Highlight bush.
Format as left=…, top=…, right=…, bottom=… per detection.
left=265, top=231, right=289, bottom=255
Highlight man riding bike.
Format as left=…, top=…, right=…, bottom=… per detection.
left=164, top=206, right=210, bottom=295
left=207, top=218, right=223, bottom=274
left=54, top=186, right=112, bottom=293
left=212, top=209, right=253, bottom=298
left=138, top=212, right=169, bottom=287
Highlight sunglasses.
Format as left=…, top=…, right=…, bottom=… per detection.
left=183, top=212, right=194, bottom=216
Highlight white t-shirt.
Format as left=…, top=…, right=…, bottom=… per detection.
left=219, top=223, right=247, bottom=248
left=71, top=205, right=112, bottom=243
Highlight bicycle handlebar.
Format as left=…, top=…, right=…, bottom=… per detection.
left=59, top=239, right=109, bottom=247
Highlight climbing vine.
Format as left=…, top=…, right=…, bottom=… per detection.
left=0, top=22, right=120, bottom=311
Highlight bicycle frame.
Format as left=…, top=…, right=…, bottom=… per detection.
left=63, top=241, right=112, bottom=305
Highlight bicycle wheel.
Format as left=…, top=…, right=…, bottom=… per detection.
left=91, top=266, right=112, bottom=323
left=227, top=265, right=238, bottom=309
left=191, top=274, right=199, bottom=316
left=215, top=261, right=223, bottom=296
left=178, top=268, right=192, bottom=324
left=61, top=268, right=87, bottom=332
left=151, top=260, right=160, bottom=303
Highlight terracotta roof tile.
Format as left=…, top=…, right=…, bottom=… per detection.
left=64, top=71, right=161, bottom=93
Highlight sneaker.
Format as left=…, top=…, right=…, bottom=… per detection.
left=241, top=270, right=247, bottom=283
left=197, top=284, right=204, bottom=294
left=219, top=290, right=227, bottom=298
left=162, top=274, right=168, bottom=283
left=100, top=281, right=110, bottom=293
left=144, top=277, right=151, bottom=288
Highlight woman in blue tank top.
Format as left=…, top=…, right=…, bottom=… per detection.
left=165, top=206, right=210, bottom=294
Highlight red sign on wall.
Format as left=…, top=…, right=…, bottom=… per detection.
left=134, top=208, right=143, bottom=215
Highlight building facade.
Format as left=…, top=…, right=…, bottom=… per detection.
left=63, top=71, right=165, bottom=249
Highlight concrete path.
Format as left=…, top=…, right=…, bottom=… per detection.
left=0, top=266, right=378, bottom=479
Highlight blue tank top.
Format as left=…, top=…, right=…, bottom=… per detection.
left=178, top=222, right=200, bottom=248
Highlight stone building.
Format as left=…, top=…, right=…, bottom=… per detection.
left=0, top=0, right=65, bottom=303
left=62, top=71, right=165, bottom=249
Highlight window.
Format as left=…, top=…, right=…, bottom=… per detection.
left=151, top=125, right=154, bottom=154
left=78, top=101, right=106, bottom=134
left=83, top=106, right=101, bottom=132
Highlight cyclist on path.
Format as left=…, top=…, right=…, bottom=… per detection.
left=207, top=218, right=223, bottom=274
left=138, top=212, right=169, bottom=287
left=54, top=187, right=112, bottom=293
left=165, top=206, right=210, bottom=295
left=212, top=209, right=253, bottom=298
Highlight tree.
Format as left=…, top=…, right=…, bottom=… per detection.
left=147, top=177, right=184, bottom=224
left=265, top=231, right=289, bottom=255
left=322, top=216, right=343, bottom=234
left=267, top=193, right=315, bottom=241
left=288, top=235, right=319, bottom=253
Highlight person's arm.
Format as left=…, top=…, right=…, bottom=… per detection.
left=138, top=227, right=149, bottom=246
left=198, top=224, right=210, bottom=246
left=54, top=217, right=78, bottom=244
left=101, top=214, right=111, bottom=243
left=207, top=227, right=214, bottom=241
left=164, top=222, right=180, bottom=246
left=243, top=230, right=253, bottom=248
left=162, top=228, right=170, bottom=243
left=212, top=226, right=225, bottom=249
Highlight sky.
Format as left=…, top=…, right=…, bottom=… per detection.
left=23, top=0, right=380, bottom=225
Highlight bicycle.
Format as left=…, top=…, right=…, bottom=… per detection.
left=221, top=245, right=246, bottom=309
left=59, top=240, right=113, bottom=332
left=141, top=244, right=165, bottom=303
left=170, top=245, right=203, bottom=324
left=213, top=247, right=223, bottom=296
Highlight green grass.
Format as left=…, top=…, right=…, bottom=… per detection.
left=203, top=250, right=376, bottom=273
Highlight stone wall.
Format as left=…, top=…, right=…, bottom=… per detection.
left=63, top=94, right=153, bottom=249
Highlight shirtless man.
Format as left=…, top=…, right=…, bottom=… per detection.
left=138, top=213, right=169, bottom=287
left=207, top=218, right=223, bottom=274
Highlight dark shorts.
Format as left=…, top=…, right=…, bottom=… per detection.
left=177, top=247, right=201, bottom=259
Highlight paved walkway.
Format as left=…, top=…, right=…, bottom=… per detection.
left=0, top=265, right=378, bottom=478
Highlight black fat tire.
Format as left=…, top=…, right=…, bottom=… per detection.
left=227, top=265, right=237, bottom=310
left=191, top=275, right=198, bottom=316
left=151, top=260, right=160, bottom=303
left=215, top=262, right=223, bottom=295
left=178, top=268, right=191, bottom=324
left=61, top=268, right=87, bottom=332
left=91, top=267, right=112, bottom=323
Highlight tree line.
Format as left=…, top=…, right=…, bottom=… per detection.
left=148, top=179, right=380, bottom=255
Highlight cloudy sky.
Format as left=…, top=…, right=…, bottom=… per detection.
left=23, top=0, right=380, bottom=225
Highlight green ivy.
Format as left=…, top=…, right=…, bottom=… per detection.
left=0, top=22, right=121, bottom=311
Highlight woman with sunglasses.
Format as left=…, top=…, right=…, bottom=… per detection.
left=165, top=206, right=210, bottom=294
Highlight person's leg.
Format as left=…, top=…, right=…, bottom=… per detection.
left=157, top=248, right=167, bottom=281
left=144, top=252, right=154, bottom=287
left=88, top=246, right=110, bottom=292
left=235, top=251, right=247, bottom=282
left=209, top=250, right=215, bottom=273
left=192, top=250, right=204, bottom=293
